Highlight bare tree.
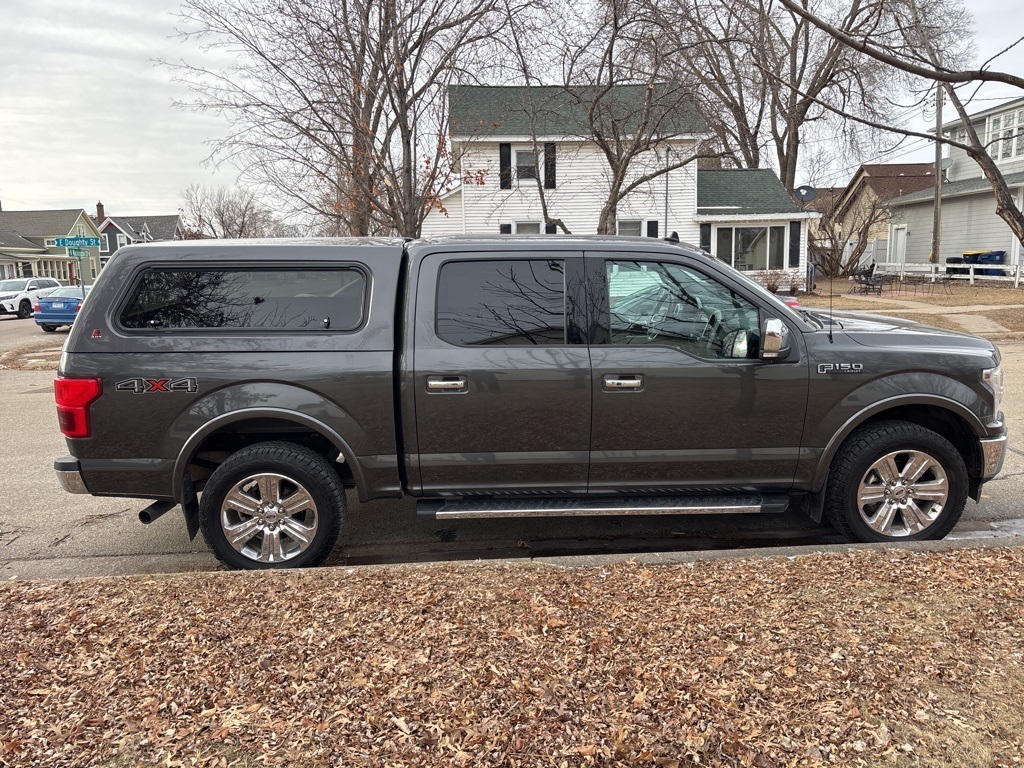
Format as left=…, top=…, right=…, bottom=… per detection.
left=810, top=189, right=890, bottom=276
left=497, top=0, right=711, bottom=235
left=179, top=184, right=297, bottom=239
left=169, top=0, right=523, bottom=237
left=778, top=0, right=1024, bottom=248
left=645, top=0, right=901, bottom=191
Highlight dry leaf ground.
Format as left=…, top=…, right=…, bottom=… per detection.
left=2, top=548, right=1023, bottom=768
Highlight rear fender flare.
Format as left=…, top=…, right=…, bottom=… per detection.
left=172, top=407, right=365, bottom=502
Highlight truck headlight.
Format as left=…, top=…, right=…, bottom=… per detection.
left=982, top=365, right=1004, bottom=418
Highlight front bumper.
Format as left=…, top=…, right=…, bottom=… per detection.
left=54, top=456, right=89, bottom=494
left=980, top=434, right=1007, bottom=480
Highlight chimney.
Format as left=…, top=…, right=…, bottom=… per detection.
left=96, top=201, right=105, bottom=222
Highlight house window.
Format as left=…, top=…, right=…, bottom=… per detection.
left=988, top=110, right=1024, bottom=160
left=45, top=238, right=57, bottom=248
left=77, top=224, right=86, bottom=237
left=100, top=234, right=109, bottom=253
left=714, top=225, right=787, bottom=271
left=515, top=222, right=542, bottom=235
left=515, top=150, right=538, bottom=181
left=617, top=220, right=643, bottom=237
left=116, top=234, right=128, bottom=249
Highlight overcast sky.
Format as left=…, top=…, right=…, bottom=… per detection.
left=0, top=0, right=1022, bottom=218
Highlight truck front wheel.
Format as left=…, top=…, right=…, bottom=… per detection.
left=199, top=441, right=344, bottom=569
left=824, top=420, right=968, bottom=542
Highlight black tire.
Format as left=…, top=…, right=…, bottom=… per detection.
left=17, top=300, right=32, bottom=319
left=199, top=441, right=344, bottom=570
left=40, top=324, right=56, bottom=333
left=824, top=420, right=968, bottom=542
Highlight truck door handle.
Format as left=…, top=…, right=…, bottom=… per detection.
left=426, top=375, right=468, bottom=393
left=603, top=374, right=644, bottom=391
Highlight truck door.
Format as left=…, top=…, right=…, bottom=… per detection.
left=412, top=252, right=591, bottom=494
left=587, top=254, right=809, bottom=492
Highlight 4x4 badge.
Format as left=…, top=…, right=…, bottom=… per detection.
left=817, top=363, right=864, bottom=374
left=116, top=377, right=198, bottom=394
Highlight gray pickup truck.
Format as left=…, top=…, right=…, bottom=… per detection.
left=53, top=236, right=1007, bottom=569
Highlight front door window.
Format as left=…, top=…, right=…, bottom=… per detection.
left=606, top=260, right=760, bottom=360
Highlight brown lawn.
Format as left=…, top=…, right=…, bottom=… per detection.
left=2, top=548, right=1023, bottom=767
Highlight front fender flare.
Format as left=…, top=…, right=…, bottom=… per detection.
left=809, top=392, right=987, bottom=493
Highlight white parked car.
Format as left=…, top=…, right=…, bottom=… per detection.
left=0, top=278, right=62, bottom=319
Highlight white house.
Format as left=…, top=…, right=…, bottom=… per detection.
left=887, top=96, right=1024, bottom=273
left=422, top=85, right=817, bottom=282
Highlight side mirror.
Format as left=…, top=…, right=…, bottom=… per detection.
left=760, top=317, right=790, bottom=361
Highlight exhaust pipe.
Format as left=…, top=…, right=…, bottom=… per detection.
left=139, top=499, right=176, bottom=524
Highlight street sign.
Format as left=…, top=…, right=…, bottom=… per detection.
left=56, top=236, right=101, bottom=247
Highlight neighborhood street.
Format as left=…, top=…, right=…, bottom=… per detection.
left=2, top=313, right=1021, bottom=580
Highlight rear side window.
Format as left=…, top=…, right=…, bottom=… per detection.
left=119, top=268, right=366, bottom=331
left=437, top=259, right=565, bottom=345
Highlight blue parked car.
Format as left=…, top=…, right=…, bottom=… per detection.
left=35, top=286, right=91, bottom=332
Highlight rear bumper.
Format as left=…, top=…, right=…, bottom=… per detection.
left=54, top=456, right=89, bottom=494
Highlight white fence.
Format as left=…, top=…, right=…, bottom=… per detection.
left=876, top=262, right=1024, bottom=288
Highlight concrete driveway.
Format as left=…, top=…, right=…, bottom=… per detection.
left=1, top=336, right=1021, bottom=579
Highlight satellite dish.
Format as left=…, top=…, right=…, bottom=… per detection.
left=795, top=185, right=817, bottom=202
left=941, top=157, right=953, bottom=170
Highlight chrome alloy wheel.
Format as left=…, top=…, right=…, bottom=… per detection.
left=856, top=450, right=949, bottom=537
left=220, top=473, right=319, bottom=563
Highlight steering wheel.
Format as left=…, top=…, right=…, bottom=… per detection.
left=646, top=310, right=666, bottom=340
left=699, top=308, right=724, bottom=354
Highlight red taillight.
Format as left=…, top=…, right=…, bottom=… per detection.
left=74, top=300, right=83, bottom=313
left=34, top=302, right=41, bottom=312
left=54, top=377, right=102, bottom=438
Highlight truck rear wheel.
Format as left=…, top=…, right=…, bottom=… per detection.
left=824, top=420, right=968, bottom=542
left=199, top=441, right=344, bottom=569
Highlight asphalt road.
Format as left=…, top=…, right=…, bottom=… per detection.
left=1, top=326, right=1021, bottom=579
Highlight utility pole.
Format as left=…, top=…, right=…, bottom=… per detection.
left=931, top=67, right=943, bottom=265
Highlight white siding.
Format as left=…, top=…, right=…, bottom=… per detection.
left=947, top=113, right=1024, bottom=182
left=436, top=139, right=699, bottom=241
left=420, top=190, right=463, bottom=236
left=889, top=192, right=1018, bottom=265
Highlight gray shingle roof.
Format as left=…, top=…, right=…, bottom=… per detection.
left=107, top=215, right=181, bottom=242
left=449, top=84, right=708, bottom=138
left=890, top=171, right=1024, bottom=205
left=0, top=209, right=85, bottom=237
left=697, top=169, right=802, bottom=215
left=0, top=230, right=45, bottom=252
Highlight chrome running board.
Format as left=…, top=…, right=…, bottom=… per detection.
left=417, top=494, right=786, bottom=520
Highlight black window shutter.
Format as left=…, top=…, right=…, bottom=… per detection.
left=646, top=221, right=659, bottom=238
left=499, top=223, right=512, bottom=234
left=544, top=143, right=556, bottom=189
left=699, top=223, right=711, bottom=251
left=789, top=221, right=801, bottom=268
left=545, top=223, right=557, bottom=234
left=499, top=144, right=512, bottom=189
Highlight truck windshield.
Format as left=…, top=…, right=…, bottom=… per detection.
left=0, top=280, right=29, bottom=292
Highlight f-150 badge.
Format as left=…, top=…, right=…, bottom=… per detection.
left=817, top=363, right=864, bottom=374
left=116, top=377, right=199, bottom=394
